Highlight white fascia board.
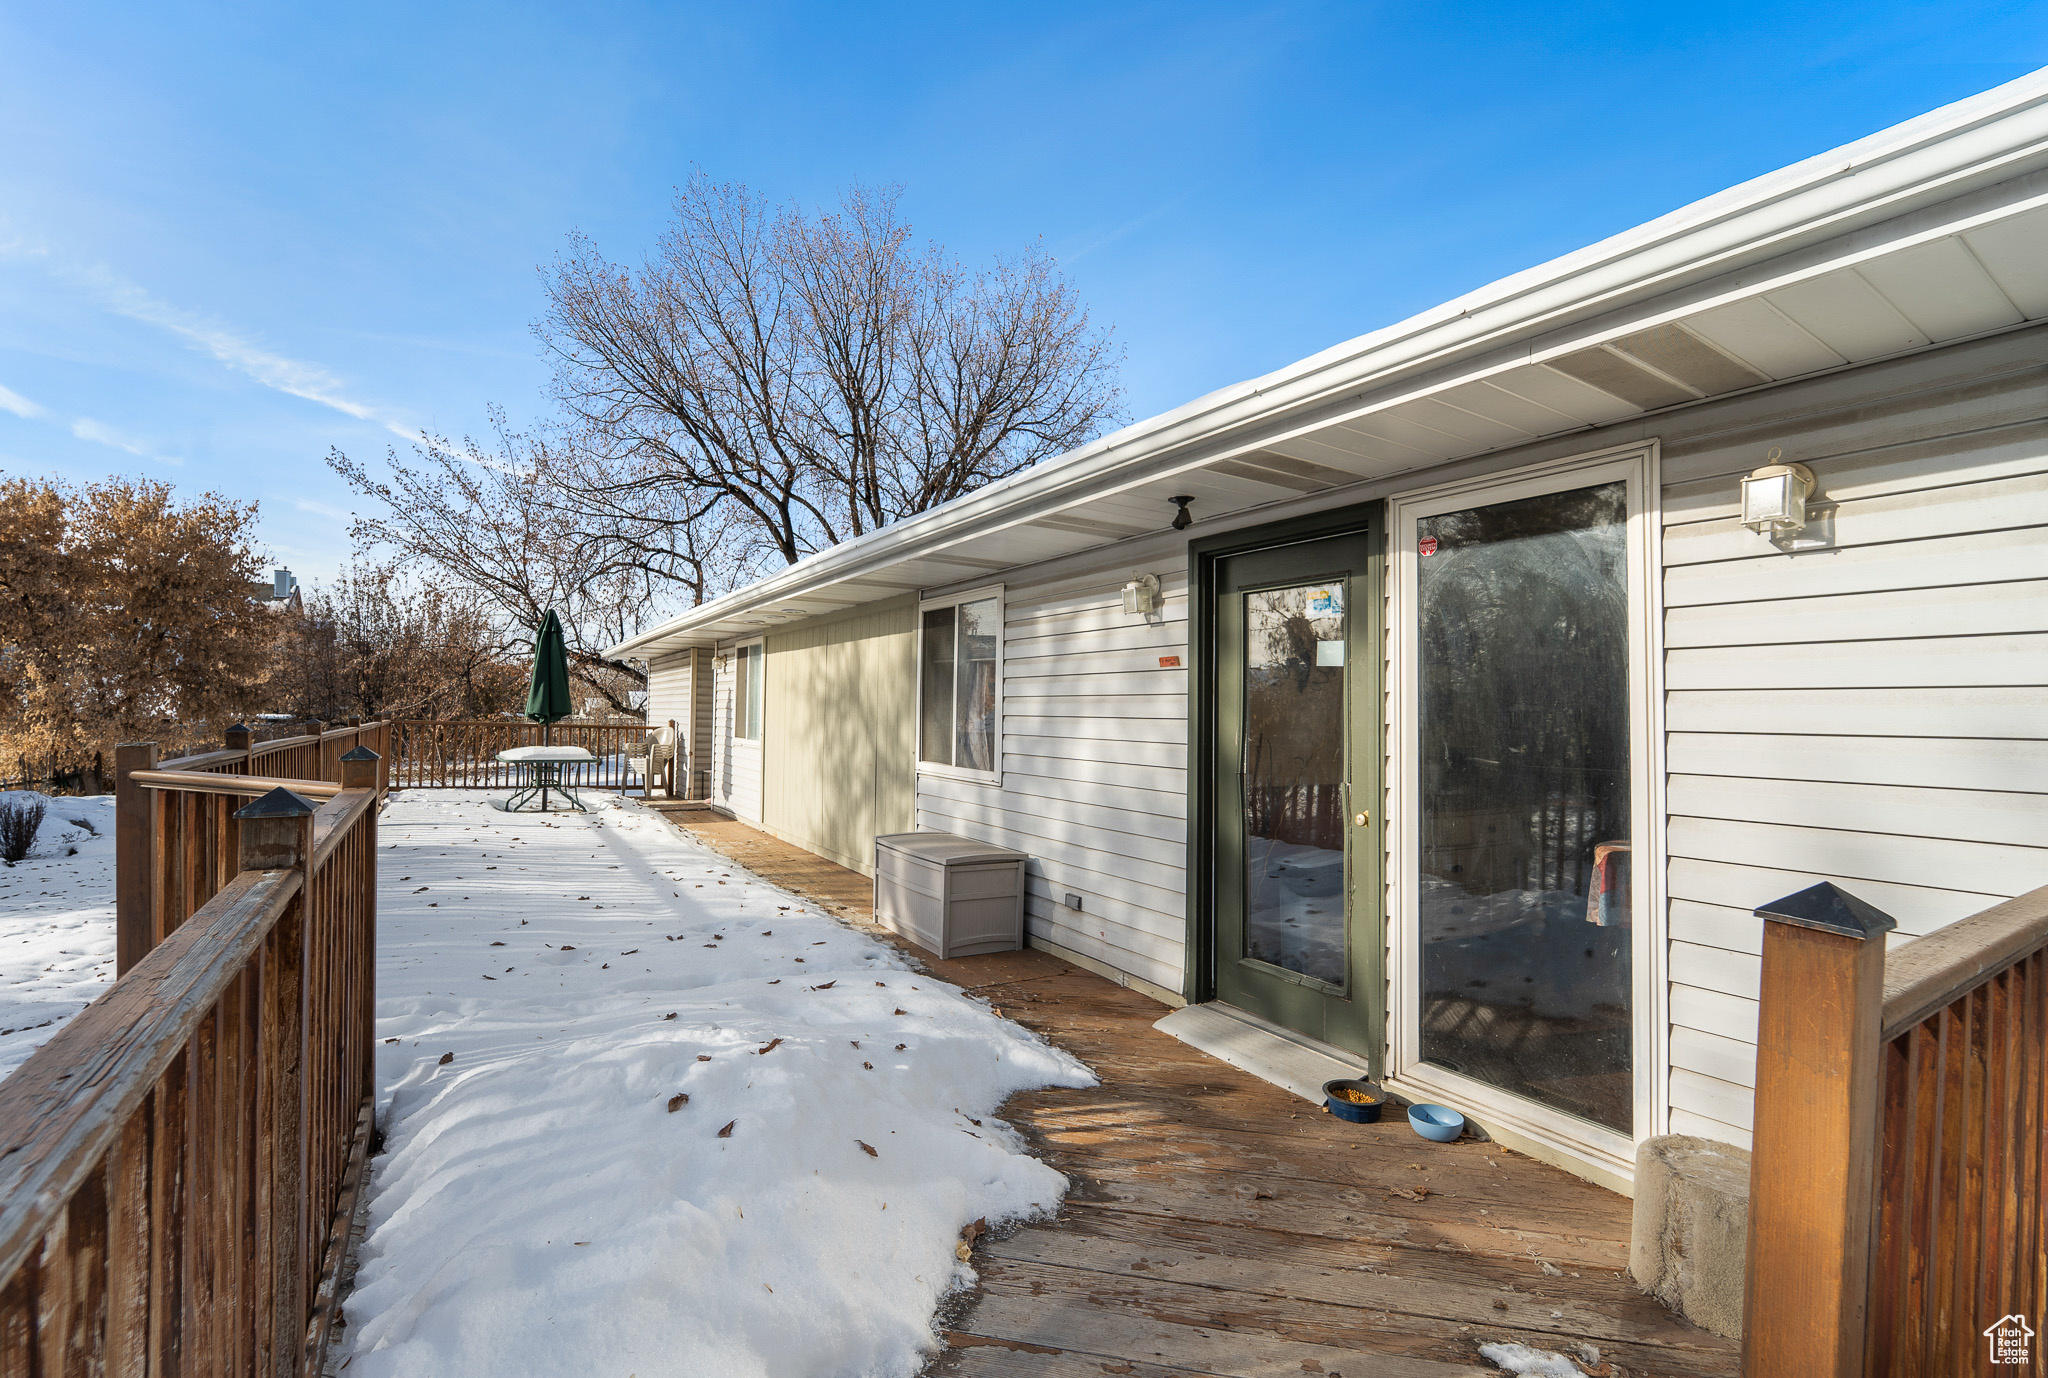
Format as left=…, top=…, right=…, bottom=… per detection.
left=605, top=66, right=2048, bottom=662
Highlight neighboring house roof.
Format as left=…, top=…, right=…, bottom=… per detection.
left=251, top=582, right=305, bottom=613
left=609, top=66, right=2048, bottom=661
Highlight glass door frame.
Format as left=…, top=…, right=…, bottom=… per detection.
left=1186, top=500, right=1387, bottom=1074
left=1386, top=442, right=1667, bottom=1182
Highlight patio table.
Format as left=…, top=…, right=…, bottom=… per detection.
left=496, top=745, right=596, bottom=812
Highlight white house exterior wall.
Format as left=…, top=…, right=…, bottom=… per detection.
left=911, top=322, right=2048, bottom=1152
left=914, top=562, right=1193, bottom=999
left=1653, top=325, right=2048, bottom=1149
left=643, top=647, right=716, bottom=797
left=644, top=651, right=691, bottom=745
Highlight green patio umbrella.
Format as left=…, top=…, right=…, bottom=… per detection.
left=524, top=608, right=573, bottom=744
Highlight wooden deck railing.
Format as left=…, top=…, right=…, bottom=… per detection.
left=1, top=740, right=381, bottom=1378
left=115, top=721, right=389, bottom=977
left=1743, top=880, right=2048, bottom=1376
left=387, top=718, right=663, bottom=792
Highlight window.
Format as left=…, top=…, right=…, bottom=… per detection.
left=732, top=642, right=763, bottom=741
left=1386, top=442, right=1663, bottom=1170
left=918, top=589, right=1001, bottom=779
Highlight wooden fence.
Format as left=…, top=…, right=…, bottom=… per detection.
left=0, top=725, right=385, bottom=1377
left=1743, top=880, right=2048, bottom=1376
left=387, top=718, right=669, bottom=793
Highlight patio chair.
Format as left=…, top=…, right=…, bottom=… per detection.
left=624, top=723, right=679, bottom=799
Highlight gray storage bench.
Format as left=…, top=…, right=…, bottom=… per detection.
left=873, top=831, right=1027, bottom=960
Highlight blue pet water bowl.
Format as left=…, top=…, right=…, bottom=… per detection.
left=1408, top=1103, right=1465, bottom=1143
left=1322, top=1079, right=1385, bottom=1124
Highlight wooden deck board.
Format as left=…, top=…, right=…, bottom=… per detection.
left=659, top=811, right=1740, bottom=1378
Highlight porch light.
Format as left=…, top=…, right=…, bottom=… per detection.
left=1740, top=450, right=1816, bottom=541
left=1122, top=573, right=1161, bottom=617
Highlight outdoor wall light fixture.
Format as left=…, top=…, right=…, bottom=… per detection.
left=1740, top=448, right=1817, bottom=544
left=1122, top=573, right=1161, bottom=617
left=1170, top=495, right=1195, bottom=531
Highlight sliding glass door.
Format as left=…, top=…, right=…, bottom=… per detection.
left=1391, top=450, right=1659, bottom=1168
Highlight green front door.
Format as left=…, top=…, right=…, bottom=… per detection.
left=1213, top=526, right=1383, bottom=1064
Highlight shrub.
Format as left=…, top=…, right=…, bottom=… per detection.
left=0, top=796, right=47, bottom=865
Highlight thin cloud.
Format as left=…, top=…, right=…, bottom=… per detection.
left=294, top=497, right=354, bottom=522
left=0, top=234, right=415, bottom=441
left=0, top=378, right=45, bottom=415
left=1056, top=197, right=1187, bottom=265
left=76, top=265, right=415, bottom=439
left=71, top=417, right=183, bottom=466
left=0, top=383, right=44, bottom=419
left=0, top=367, right=179, bottom=465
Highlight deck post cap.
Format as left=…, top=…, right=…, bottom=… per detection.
left=233, top=785, right=319, bottom=820
left=339, top=745, right=381, bottom=761
left=1753, top=880, right=1897, bottom=939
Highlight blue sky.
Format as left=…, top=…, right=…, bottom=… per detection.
left=1, top=3, right=2041, bottom=583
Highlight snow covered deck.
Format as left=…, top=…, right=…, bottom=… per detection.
left=344, top=793, right=1093, bottom=1378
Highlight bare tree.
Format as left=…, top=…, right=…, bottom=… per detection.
left=328, top=177, right=1120, bottom=697
left=539, top=175, right=1124, bottom=566
left=327, top=416, right=684, bottom=714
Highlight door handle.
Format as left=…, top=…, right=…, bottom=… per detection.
left=1343, top=781, right=1369, bottom=826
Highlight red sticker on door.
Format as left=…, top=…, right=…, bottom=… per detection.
left=1158, top=655, right=1182, bottom=668
left=1418, top=536, right=1439, bottom=557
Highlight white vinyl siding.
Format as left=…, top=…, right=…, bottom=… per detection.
left=1654, top=324, right=2048, bottom=1149
left=644, top=652, right=692, bottom=738
left=645, top=647, right=715, bottom=796
left=915, top=562, right=1191, bottom=996
left=689, top=646, right=714, bottom=795
left=711, top=639, right=763, bottom=822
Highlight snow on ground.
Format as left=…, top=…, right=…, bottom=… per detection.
left=343, top=791, right=1095, bottom=1378
left=1479, top=1340, right=1600, bottom=1375
left=0, top=792, right=118, bottom=1081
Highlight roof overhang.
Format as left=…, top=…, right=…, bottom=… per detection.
left=610, top=67, right=2048, bottom=661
